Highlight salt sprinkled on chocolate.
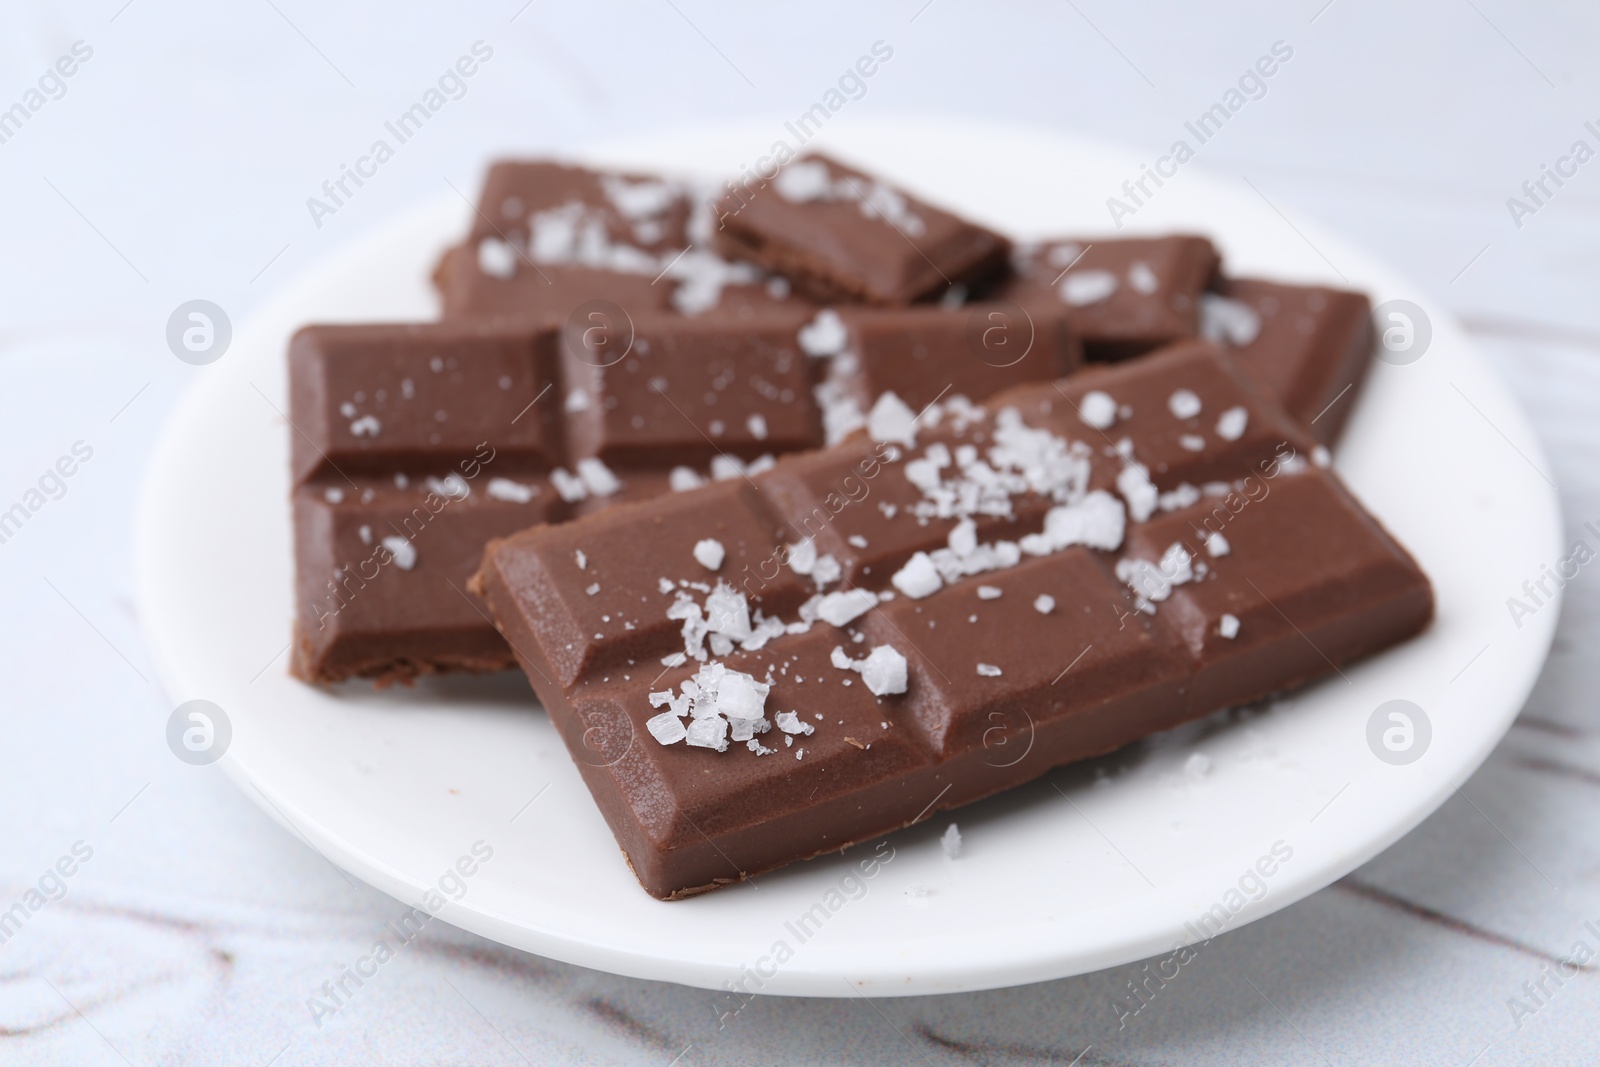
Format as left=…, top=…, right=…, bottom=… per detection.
left=892, top=551, right=943, bottom=599
left=774, top=159, right=833, bottom=202
left=1218, top=613, right=1241, bottom=639
left=867, top=391, right=919, bottom=447
left=797, top=309, right=848, bottom=357
left=669, top=466, right=705, bottom=492
left=816, top=588, right=877, bottom=627
left=349, top=414, right=381, bottom=437
left=550, top=468, right=588, bottom=503
left=381, top=536, right=416, bottom=571
left=1127, top=261, right=1159, bottom=294
left=1079, top=390, right=1117, bottom=430
left=487, top=478, right=538, bottom=504
left=693, top=538, right=725, bottom=572
left=1215, top=406, right=1248, bottom=442
left=477, top=237, right=517, bottom=279
left=1168, top=388, right=1202, bottom=419
left=1060, top=269, right=1117, bottom=306
left=1034, top=594, right=1055, bottom=614
left=577, top=457, right=621, bottom=497
left=1199, top=293, right=1262, bottom=346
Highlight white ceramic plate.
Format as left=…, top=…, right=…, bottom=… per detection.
left=136, top=118, right=1561, bottom=997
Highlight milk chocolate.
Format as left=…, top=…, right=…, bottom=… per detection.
left=473, top=341, right=1432, bottom=898
left=713, top=153, right=1011, bottom=305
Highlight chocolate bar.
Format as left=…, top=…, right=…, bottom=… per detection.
left=290, top=306, right=1082, bottom=683
left=1200, top=278, right=1374, bottom=444
left=713, top=152, right=1012, bottom=305
left=993, top=235, right=1220, bottom=361
left=432, top=160, right=804, bottom=322
left=472, top=341, right=1432, bottom=898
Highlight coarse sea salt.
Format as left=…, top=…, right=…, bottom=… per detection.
left=1215, top=406, right=1248, bottom=442
left=381, top=536, right=416, bottom=570
left=1168, top=389, right=1202, bottom=419
left=816, top=588, right=877, bottom=627
left=1079, top=390, right=1117, bottom=430
left=797, top=308, right=848, bottom=357
left=1060, top=269, right=1117, bottom=306
left=1198, top=293, right=1262, bottom=347
left=693, top=538, right=726, bottom=572
left=830, top=644, right=909, bottom=696
left=486, top=478, right=537, bottom=503
left=1127, top=261, right=1159, bottom=294
left=1034, top=594, right=1055, bottom=614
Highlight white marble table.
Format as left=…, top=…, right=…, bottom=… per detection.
left=4, top=2, right=1598, bottom=1063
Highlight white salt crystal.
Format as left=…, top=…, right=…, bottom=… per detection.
left=324, top=487, right=344, bottom=503
left=1206, top=532, right=1230, bottom=557
left=693, top=538, right=726, bottom=571
left=477, top=237, right=517, bottom=278
left=1127, top=261, right=1159, bottom=294
left=976, top=663, right=1002, bottom=677
left=817, top=588, right=877, bottom=627
left=867, top=391, right=918, bottom=447
left=1215, top=406, right=1249, bottom=441
left=775, top=160, right=833, bottom=202
left=382, top=536, right=416, bottom=571
left=797, top=308, right=849, bottom=357
left=1116, top=463, right=1158, bottom=522
left=685, top=716, right=729, bottom=752
left=977, top=585, right=1003, bottom=600
left=1199, top=293, right=1261, bottom=346
left=892, top=552, right=942, bottom=599
left=1219, top=613, right=1241, bottom=639
left=551, top=468, right=588, bottom=502
left=577, top=457, right=621, bottom=497
left=1060, top=269, right=1118, bottom=306
left=486, top=478, right=537, bottom=503
left=669, top=466, right=705, bottom=492
left=747, top=413, right=768, bottom=440
left=1079, top=390, right=1117, bottom=430
left=788, top=538, right=818, bottom=576
left=646, top=711, right=688, bottom=746
left=775, top=710, right=815, bottom=736
left=859, top=645, right=908, bottom=696
left=350, top=414, right=381, bottom=437
left=1034, top=594, right=1055, bottom=614
left=1168, top=389, right=1202, bottom=419
left=1179, top=434, right=1207, bottom=452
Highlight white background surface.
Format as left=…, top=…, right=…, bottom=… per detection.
left=3, top=2, right=1599, bottom=1064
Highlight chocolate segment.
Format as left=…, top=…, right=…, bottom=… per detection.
left=714, top=153, right=1011, bottom=305
left=994, top=236, right=1220, bottom=361
left=818, top=304, right=1081, bottom=416
left=474, top=342, right=1431, bottom=898
left=432, top=160, right=805, bottom=322
left=1201, top=278, right=1375, bottom=444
